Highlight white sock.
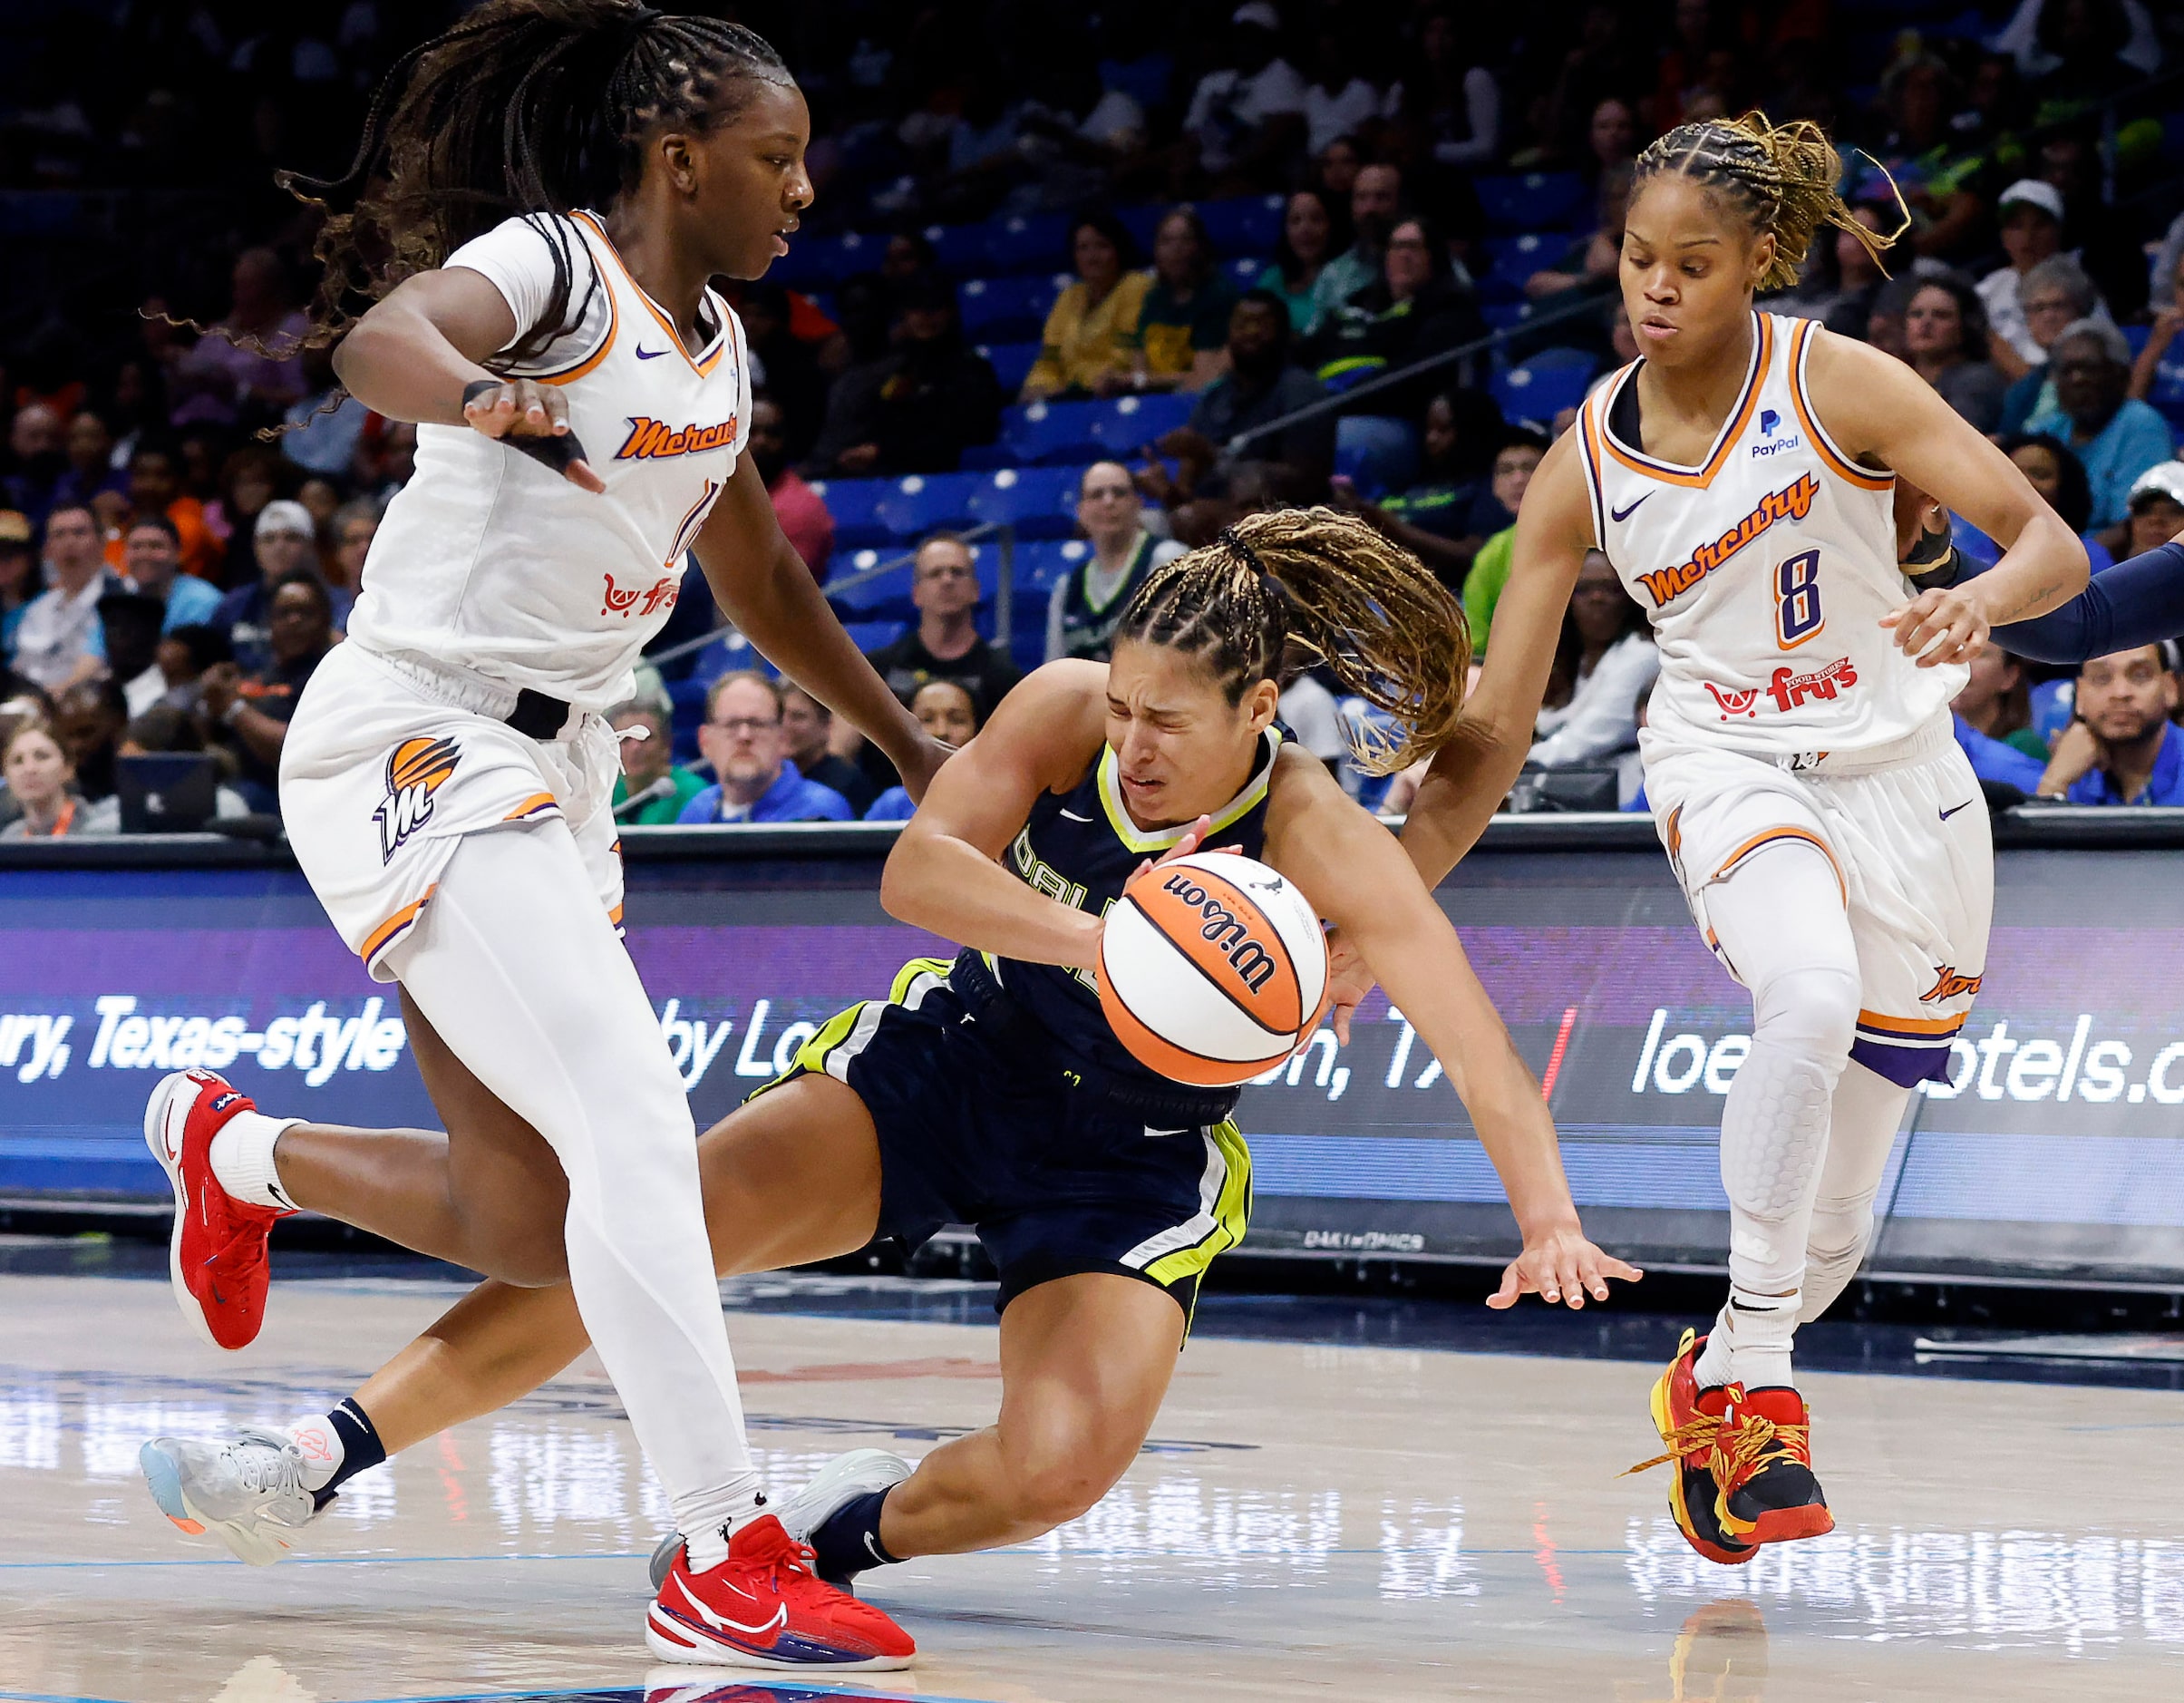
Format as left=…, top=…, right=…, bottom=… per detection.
left=1695, top=1286, right=1801, bottom=1392
left=283, top=1413, right=344, bottom=1492
left=676, top=1475, right=769, bottom=1573
left=208, top=1111, right=302, bottom=1211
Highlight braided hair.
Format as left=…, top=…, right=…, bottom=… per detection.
left=280, top=1, right=791, bottom=367
left=1114, top=508, right=1471, bottom=776
left=1632, top=112, right=1900, bottom=294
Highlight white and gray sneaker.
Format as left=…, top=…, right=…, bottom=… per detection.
left=140, top=1427, right=321, bottom=1565
left=645, top=1449, right=916, bottom=1591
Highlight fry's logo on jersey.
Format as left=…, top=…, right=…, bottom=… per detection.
left=374, top=735, right=460, bottom=864
left=1635, top=473, right=1818, bottom=608
left=615, top=416, right=738, bottom=460
left=1921, top=964, right=1984, bottom=1003
left=601, top=571, right=678, bottom=618
left=1700, top=657, right=1858, bottom=718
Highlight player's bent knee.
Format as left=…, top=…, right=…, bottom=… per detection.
left=1752, top=962, right=1861, bottom=1060
left=1005, top=1456, right=1118, bottom=1532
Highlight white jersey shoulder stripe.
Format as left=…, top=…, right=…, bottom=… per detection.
left=1784, top=317, right=1894, bottom=491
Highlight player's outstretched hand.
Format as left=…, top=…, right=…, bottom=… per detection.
left=1322, top=928, right=1375, bottom=1046
left=461, top=377, right=605, bottom=493
left=1489, top=1226, right=1643, bottom=1311
left=1879, top=583, right=1988, bottom=667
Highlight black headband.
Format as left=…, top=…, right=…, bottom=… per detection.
left=1220, top=526, right=1279, bottom=598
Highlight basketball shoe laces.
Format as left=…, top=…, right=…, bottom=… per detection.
left=201, top=1207, right=286, bottom=1291
left=1622, top=1409, right=1726, bottom=1478
left=1708, top=1401, right=1811, bottom=1497
left=723, top=1515, right=827, bottom=1597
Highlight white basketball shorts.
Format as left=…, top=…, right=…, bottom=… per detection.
left=280, top=642, right=625, bottom=981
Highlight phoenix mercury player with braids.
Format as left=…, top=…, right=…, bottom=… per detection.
left=137, top=510, right=1638, bottom=1607
left=1375, top=116, right=2088, bottom=1562
left=136, top=2, right=941, bottom=1669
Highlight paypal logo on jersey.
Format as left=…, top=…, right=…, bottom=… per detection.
left=1752, top=407, right=1804, bottom=457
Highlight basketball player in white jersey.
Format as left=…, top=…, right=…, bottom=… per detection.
left=1380, top=115, right=2088, bottom=1560
left=138, top=2, right=934, bottom=1669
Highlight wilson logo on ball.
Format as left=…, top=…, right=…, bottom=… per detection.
left=1098, top=851, right=1327, bottom=1089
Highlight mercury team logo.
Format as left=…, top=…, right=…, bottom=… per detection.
left=1921, top=965, right=1984, bottom=1003
left=374, top=735, right=461, bottom=864
left=1635, top=473, right=1818, bottom=608
left=616, top=415, right=738, bottom=460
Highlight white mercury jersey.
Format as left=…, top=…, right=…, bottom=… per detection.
left=348, top=211, right=751, bottom=710
left=1576, top=311, right=1965, bottom=759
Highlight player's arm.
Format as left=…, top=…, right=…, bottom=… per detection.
left=1396, top=431, right=1595, bottom=890
left=331, top=268, right=605, bottom=491
left=882, top=664, right=1120, bottom=963
left=1266, top=755, right=1640, bottom=1309
left=694, top=455, right=946, bottom=799
left=1805, top=327, right=2088, bottom=665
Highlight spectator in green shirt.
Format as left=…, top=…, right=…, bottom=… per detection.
left=1125, top=207, right=1239, bottom=394
left=1459, top=433, right=1551, bottom=655
left=609, top=699, right=707, bottom=824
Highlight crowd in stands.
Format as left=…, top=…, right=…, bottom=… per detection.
left=7, top=0, right=2184, bottom=836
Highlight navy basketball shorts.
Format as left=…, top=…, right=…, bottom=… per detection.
left=752, top=958, right=1252, bottom=1324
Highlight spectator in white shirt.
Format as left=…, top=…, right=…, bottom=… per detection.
left=1975, top=179, right=2115, bottom=380
left=1301, top=27, right=1391, bottom=157
left=1182, top=5, right=1307, bottom=187
left=8, top=502, right=118, bottom=694
left=1529, top=550, right=1659, bottom=768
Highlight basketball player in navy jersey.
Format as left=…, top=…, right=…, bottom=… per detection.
left=141, top=507, right=1638, bottom=1601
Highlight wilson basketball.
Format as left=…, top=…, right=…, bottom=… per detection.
left=1097, top=851, right=1328, bottom=1088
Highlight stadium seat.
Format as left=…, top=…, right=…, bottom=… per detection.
left=1521, top=344, right=1600, bottom=373
left=1001, top=398, right=1104, bottom=464
left=1472, top=170, right=1589, bottom=233
left=1119, top=204, right=1164, bottom=255
left=2123, top=321, right=2153, bottom=358
left=875, top=471, right=983, bottom=540
left=1335, top=415, right=1420, bottom=499
left=807, top=476, right=892, bottom=550
left=1017, top=538, right=1091, bottom=594
left=983, top=212, right=1072, bottom=274
left=1483, top=231, right=1564, bottom=287
left=1226, top=255, right=1267, bottom=291
left=1491, top=361, right=1596, bottom=423
left=823, top=548, right=914, bottom=617
left=1480, top=300, right=1530, bottom=332
left=967, top=463, right=1088, bottom=540
left=1085, top=392, right=1195, bottom=457
left=977, top=340, right=1041, bottom=397
left=957, top=273, right=1063, bottom=341
left=1199, top=194, right=1285, bottom=258
left=922, top=222, right=991, bottom=274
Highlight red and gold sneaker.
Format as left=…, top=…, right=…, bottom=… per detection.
left=1626, top=1328, right=1754, bottom=1566
left=143, top=1069, right=287, bottom=1352
left=1710, top=1383, right=1833, bottom=1547
left=646, top=1513, right=915, bottom=1670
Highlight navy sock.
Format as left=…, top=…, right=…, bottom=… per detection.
left=311, top=1398, right=387, bottom=1511
left=809, top=1488, right=900, bottom=1585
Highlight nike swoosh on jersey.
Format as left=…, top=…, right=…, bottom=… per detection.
left=865, top=1531, right=889, bottom=1563
left=1939, top=800, right=1975, bottom=820
left=669, top=1572, right=790, bottom=1637
left=1059, top=809, right=1093, bottom=821
left=635, top=345, right=668, bottom=360
left=1609, top=492, right=1651, bottom=522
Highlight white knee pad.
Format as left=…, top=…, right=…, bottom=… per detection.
left=1721, top=1039, right=1836, bottom=1221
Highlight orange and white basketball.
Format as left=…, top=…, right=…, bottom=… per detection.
left=1097, top=850, right=1327, bottom=1088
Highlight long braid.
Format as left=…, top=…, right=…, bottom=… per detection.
left=1633, top=112, right=1904, bottom=293
left=1115, top=508, right=1471, bottom=776
left=274, top=1, right=790, bottom=366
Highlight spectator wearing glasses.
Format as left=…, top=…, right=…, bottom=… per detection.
left=678, top=672, right=854, bottom=825
left=1997, top=257, right=2104, bottom=434
left=1048, top=462, right=1186, bottom=662
left=199, top=569, right=335, bottom=813
left=609, top=699, right=708, bottom=825
left=2023, top=320, right=2178, bottom=529
left=2035, top=642, right=2184, bottom=805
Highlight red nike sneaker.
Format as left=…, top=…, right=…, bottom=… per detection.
left=645, top=1513, right=915, bottom=1670
left=1710, top=1383, right=1833, bottom=1547
left=1626, top=1328, right=1754, bottom=1566
left=144, top=1069, right=287, bottom=1352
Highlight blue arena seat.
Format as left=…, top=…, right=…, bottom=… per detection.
left=823, top=549, right=912, bottom=617
left=983, top=212, right=1072, bottom=274
left=958, top=273, right=1063, bottom=341
left=1226, top=255, right=1267, bottom=291
left=1017, top=538, right=1091, bottom=595
left=1335, top=415, right=1421, bottom=500
left=1483, top=231, right=1565, bottom=287
left=922, top=222, right=992, bottom=274
left=875, top=471, right=984, bottom=540
left=1119, top=204, right=1164, bottom=255
left=967, top=463, right=1089, bottom=540
left=1491, top=361, right=1597, bottom=423
left=807, top=476, right=892, bottom=550
left=1086, top=392, right=1195, bottom=457
left=1481, top=299, right=1531, bottom=332
left=1472, top=171, right=1589, bottom=233
left=977, top=340, right=1042, bottom=398
left=1001, top=399, right=1104, bottom=464
left=1199, top=194, right=1286, bottom=258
